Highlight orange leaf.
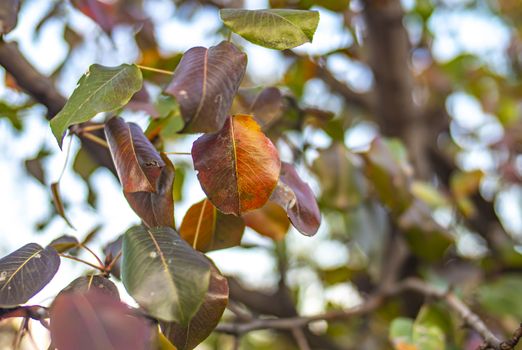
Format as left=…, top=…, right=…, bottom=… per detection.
left=243, top=202, right=290, bottom=241
left=192, top=115, right=281, bottom=215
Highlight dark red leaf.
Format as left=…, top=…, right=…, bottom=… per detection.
left=50, top=291, right=152, bottom=350
left=105, top=117, right=165, bottom=193
left=59, top=275, right=120, bottom=300
left=124, top=153, right=175, bottom=228
left=192, top=115, right=281, bottom=215
left=271, top=162, right=321, bottom=236
left=164, top=41, right=247, bottom=133
left=235, top=87, right=284, bottom=128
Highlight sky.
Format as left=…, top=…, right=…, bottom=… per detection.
left=0, top=0, right=518, bottom=348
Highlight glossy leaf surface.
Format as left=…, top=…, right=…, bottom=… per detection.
left=122, top=226, right=211, bottom=325
left=0, top=243, right=60, bottom=307
left=162, top=265, right=228, bottom=350
left=50, top=291, right=151, bottom=350
left=192, top=115, right=280, bottom=215
left=105, top=117, right=165, bottom=193
left=271, top=162, right=321, bottom=236
left=124, top=153, right=175, bottom=228
left=179, top=199, right=245, bottom=252
left=164, top=41, right=247, bottom=133
left=220, top=9, right=319, bottom=50
left=51, top=64, right=142, bottom=147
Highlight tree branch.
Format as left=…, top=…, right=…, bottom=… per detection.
left=0, top=40, right=116, bottom=173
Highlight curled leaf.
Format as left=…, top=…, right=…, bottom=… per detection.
left=271, top=162, right=321, bottom=236
left=51, top=182, right=75, bottom=229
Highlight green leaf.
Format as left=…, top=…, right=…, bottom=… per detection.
left=122, top=226, right=211, bottom=325
left=477, top=275, right=522, bottom=320
left=220, top=9, right=319, bottom=50
left=50, top=64, right=142, bottom=147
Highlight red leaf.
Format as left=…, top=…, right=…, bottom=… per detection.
left=271, top=162, right=321, bottom=236
left=124, top=153, right=175, bottom=228
left=164, top=41, right=247, bottom=133
left=105, top=117, right=165, bottom=193
left=192, top=115, right=281, bottom=215
left=179, top=199, right=244, bottom=252
left=50, top=291, right=151, bottom=350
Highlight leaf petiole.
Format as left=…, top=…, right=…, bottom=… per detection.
left=136, top=65, right=174, bottom=76
left=81, top=132, right=109, bottom=148
left=58, top=253, right=105, bottom=272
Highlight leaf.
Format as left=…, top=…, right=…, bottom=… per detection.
left=243, top=201, right=290, bottom=241
left=50, top=291, right=152, bottom=350
left=59, top=275, right=120, bottom=300
left=220, top=9, right=319, bottom=50
left=477, top=275, right=522, bottom=320
left=48, top=235, right=80, bottom=253
left=50, top=64, right=142, bottom=147
left=390, top=318, right=416, bottom=350
left=312, top=143, right=367, bottom=210
left=179, top=199, right=245, bottom=252
left=156, top=329, right=178, bottom=350
left=164, top=41, right=247, bottom=133
left=105, top=116, right=165, bottom=193
left=161, top=265, right=228, bottom=350
left=103, top=234, right=123, bottom=279
left=122, top=226, right=211, bottom=325
left=271, top=162, right=321, bottom=236
left=125, top=153, right=175, bottom=228
left=0, top=243, right=60, bottom=307
left=51, top=182, right=75, bottom=229
left=0, top=0, right=20, bottom=34
left=192, top=115, right=281, bottom=215
left=235, top=87, right=284, bottom=128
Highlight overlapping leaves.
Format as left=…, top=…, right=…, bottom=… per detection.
left=51, top=64, right=142, bottom=147
left=122, top=226, right=211, bottom=325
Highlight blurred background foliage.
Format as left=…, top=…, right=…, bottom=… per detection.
left=3, top=0, right=522, bottom=349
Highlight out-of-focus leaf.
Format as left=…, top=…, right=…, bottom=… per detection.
left=0, top=0, right=20, bottom=34
left=164, top=41, right=247, bottom=133
left=70, top=0, right=118, bottom=34
left=104, top=234, right=123, bottom=279
left=412, top=305, right=446, bottom=350
left=162, top=265, right=228, bottom=350
left=477, top=275, right=522, bottom=320
left=0, top=243, right=60, bottom=307
left=220, top=9, right=319, bottom=50
left=243, top=201, right=290, bottom=241
left=270, top=0, right=349, bottom=11
left=59, top=275, right=119, bottom=300
left=390, top=318, right=416, bottom=350
left=235, top=87, right=284, bottom=128
left=51, top=182, right=75, bottom=229
left=179, top=199, right=245, bottom=252
left=124, top=153, right=175, bottom=228
left=51, top=64, right=142, bottom=147
left=81, top=224, right=102, bottom=246
left=284, top=56, right=316, bottom=97
left=398, top=200, right=453, bottom=261
left=105, top=117, right=165, bottom=193
left=312, top=143, right=366, bottom=210
left=362, top=138, right=413, bottom=215
left=0, top=101, right=25, bottom=131
left=48, top=235, right=79, bottom=254
left=192, top=115, right=281, bottom=215
left=271, top=162, right=321, bottom=236
left=122, top=226, right=211, bottom=325
left=172, top=164, right=186, bottom=202
left=24, top=149, right=51, bottom=185
left=145, top=96, right=184, bottom=141
left=411, top=181, right=449, bottom=208
left=50, top=291, right=152, bottom=350
left=450, top=170, right=483, bottom=199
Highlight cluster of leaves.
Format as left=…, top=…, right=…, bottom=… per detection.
left=0, top=7, right=323, bottom=350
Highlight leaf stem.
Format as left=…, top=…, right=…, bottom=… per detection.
left=58, top=253, right=104, bottom=272
left=79, top=244, right=105, bottom=268
left=227, top=29, right=232, bottom=42
left=136, top=65, right=174, bottom=76
left=82, top=132, right=109, bottom=148
left=106, top=250, right=122, bottom=272
left=165, top=151, right=191, bottom=155
left=80, top=124, right=105, bottom=132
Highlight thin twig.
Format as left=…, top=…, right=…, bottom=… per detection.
left=58, top=253, right=104, bottom=272
left=164, top=151, right=191, bottom=155
left=79, top=124, right=105, bottom=132
left=79, top=244, right=104, bottom=268
left=106, top=250, right=122, bottom=272
left=81, top=132, right=109, bottom=148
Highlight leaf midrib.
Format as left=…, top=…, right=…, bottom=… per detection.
left=0, top=247, right=43, bottom=292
